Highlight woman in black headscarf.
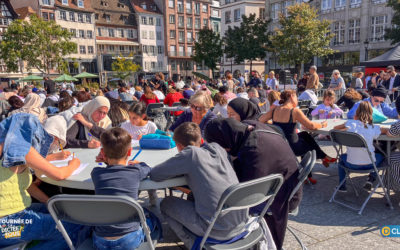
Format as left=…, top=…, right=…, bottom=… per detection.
left=227, top=97, right=260, bottom=122
left=204, top=118, right=301, bottom=250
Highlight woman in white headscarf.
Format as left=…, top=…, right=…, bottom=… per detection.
left=66, top=96, right=111, bottom=148
left=9, top=93, right=47, bottom=123
left=44, top=115, right=70, bottom=158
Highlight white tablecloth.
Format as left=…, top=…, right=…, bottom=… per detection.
left=38, top=147, right=186, bottom=190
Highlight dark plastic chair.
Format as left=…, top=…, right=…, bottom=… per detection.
left=1, top=242, right=27, bottom=250
left=172, top=102, right=182, bottom=107
left=197, top=174, right=284, bottom=250
left=298, top=100, right=311, bottom=108
left=329, top=130, right=393, bottom=215
left=47, top=195, right=160, bottom=250
left=287, top=150, right=316, bottom=250
left=146, top=103, right=164, bottom=119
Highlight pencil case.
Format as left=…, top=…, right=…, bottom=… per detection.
left=139, top=132, right=176, bottom=149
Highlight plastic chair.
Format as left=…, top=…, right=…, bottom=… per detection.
left=172, top=102, right=182, bottom=107
left=1, top=242, right=27, bottom=250
left=146, top=103, right=164, bottom=121
left=47, top=195, right=160, bottom=250
left=286, top=150, right=316, bottom=250
left=329, top=130, right=393, bottom=215
left=196, top=174, right=284, bottom=250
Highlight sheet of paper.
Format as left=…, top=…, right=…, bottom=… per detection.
left=41, top=163, right=89, bottom=178
left=49, top=155, right=73, bottom=166
left=131, top=139, right=140, bottom=147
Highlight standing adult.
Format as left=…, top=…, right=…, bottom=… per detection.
left=355, top=72, right=364, bottom=89
left=44, top=76, right=56, bottom=95
left=385, top=65, right=400, bottom=101
left=328, top=70, right=346, bottom=91
left=226, top=73, right=235, bottom=93
left=247, top=72, right=263, bottom=88
left=306, top=66, right=319, bottom=90
left=291, top=73, right=298, bottom=88
left=204, top=118, right=302, bottom=250
left=237, top=73, right=245, bottom=87
left=267, top=71, right=278, bottom=90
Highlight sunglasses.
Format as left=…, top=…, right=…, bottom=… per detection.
left=387, top=70, right=393, bottom=74
left=190, top=104, right=204, bottom=111
left=373, top=98, right=384, bottom=104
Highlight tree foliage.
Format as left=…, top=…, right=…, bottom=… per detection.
left=111, top=53, right=141, bottom=81
left=223, top=14, right=270, bottom=71
left=269, top=3, right=334, bottom=73
left=192, top=28, right=223, bottom=76
left=385, top=0, right=400, bottom=44
left=0, top=15, right=77, bottom=74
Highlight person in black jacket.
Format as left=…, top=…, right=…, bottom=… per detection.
left=205, top=118, right=301, bottom=250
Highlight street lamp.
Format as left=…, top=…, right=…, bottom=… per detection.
left=364, top=40, right=369, bottom=61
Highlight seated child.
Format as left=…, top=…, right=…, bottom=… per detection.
left=333, top=101, right=384, bottom=191
left=311, top=90, right=343, bottom=119
left=150, top=122, right=248, bottom=249
left=91, top=128, right=153, bottom=249
left=121, top=102, right=157, bottom=141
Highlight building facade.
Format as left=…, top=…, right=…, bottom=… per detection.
left=0, top=0, right=19, bottom=86
left=131, top=0, right=167, bottom=76
left=265, top=0, right=395, bottom=83
left=10, top=0, right=56, bottom=22
left=211, top=0, right=221, bottom=33
left=54, top=0, right=97, bottom=74
left=155, top=0, right=212, bottom=81
left=92, top=0, right=139, bottom=80
left=220, top=0, right=265, bottom=80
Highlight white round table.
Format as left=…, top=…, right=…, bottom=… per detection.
left=38, top=147, right=187, bottom=190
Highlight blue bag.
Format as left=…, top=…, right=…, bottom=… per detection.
left=372, top=107, right=388, bottom=123
left=139, top=130, right=176, bottom=149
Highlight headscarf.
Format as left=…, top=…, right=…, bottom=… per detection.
left=9, top=93, right=47, bottom=123
left=44, top=115, right=67, bottom=149
left=204, top=118, right=250, bottom=157
left=81, top=96, right=112, bottom=129
left=228, top=97, right=259, bottom=121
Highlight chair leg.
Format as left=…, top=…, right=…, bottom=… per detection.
left=347, top=173, right=359, bottom=197
left=329, top=177, right=347, bottom=203
left=376, top=173, right=394, bottom=210
left=287, top=225, right=308, bottom=250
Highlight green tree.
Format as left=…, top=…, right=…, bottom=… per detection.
left=385, top=0, right=400, bottom=44
left=269, top=3, right=334, bottom=74
left=223, top=13, right=270, bottom=72
left=111, top=53, right=141, bottom=81
left=192, top=28, right=223, bottom=77
left=0, top=15, right=77, bottom=74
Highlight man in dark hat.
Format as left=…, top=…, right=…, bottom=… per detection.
left=348, top=85, right=398, bottom=119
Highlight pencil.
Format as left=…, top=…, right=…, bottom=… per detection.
left=131, top=149, right=142, bottom=161
left=59, top=142, right=64, bottom=153
left=73, top=152, right=75, bottom=159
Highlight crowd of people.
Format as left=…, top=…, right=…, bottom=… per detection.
left=1, top=65, right=400, bottom=250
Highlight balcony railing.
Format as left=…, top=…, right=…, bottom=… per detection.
left=169, top=51, right=177, bottom=56
left=179, top=51, right=186, bottom=56
left=178, top=6, right=184, bottom=13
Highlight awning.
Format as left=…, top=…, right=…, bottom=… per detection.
left=360, top=45, right=400, bottom=67
left=96, top=40, right=139, bottom=46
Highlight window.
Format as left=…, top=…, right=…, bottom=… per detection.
left=78, top=13, right=83, bottom=22
left=151, top=62, right=156, bottom=69
left=141, top=3, right=147, bottom=9
left=179, top=45, right=184, bottom=56
left=156, top=31, right=162, bottom=40
left=186, top=1, right=192, bottom=14
left=170, top=45, right=176, bottom=56
left=88, top=46, right=94, bottom=54
left=86, top=14, right=91, bottom=23
left=202, top=4, right=208, bottom=13
left=42, top=0, right=50, bottom=5
left=187, top=17, right=193, bottom=28
left=60, top=11, right=67, bottom=20
left=171, top=60, right=176, bottom=70
left=156, top=18, right=161, bottom=26
left=78, top=0, right=84, bottom=8
left=170, top=30, right=176, bottom=38
left=150, top=46, right=155, bottom=55
left=371, top=15, right=387, bottom=41
left=142, top=30, right=148, bottom=39
left=187, top=46, right=193, bottom=56
left=97, top=27, right=102, bottom=36
left=195, top=32, right=199, bottom=41
left=187, top=32, right=193, bottom=42
left=350, top=0, right=361, bottom=5
left=69, top=12, right=75, bottom=21
left=333, top=21, right=345, bottom=45
left=105, top=14, right=111, bottom=23
left=335, top=0, right=346, bottom=8
left=127, top=29, right=135, bottom=38
left=348, top=19, right=360, bottom=44
left=169, top=0, right=174, bottom=8
left=212, top=9, right=219, bottom=17
left=95, top=14, right=99, bottom=20
left=213, top=21, right=219, bottom=32
left=169, top=14, right=175, bottom=24
left=42, top=12, right=49, bottom=21
left=79, top=29, right=85, bottom=38
left=141, top=16, right=147, bottom=25
left=149, top=17, right=154, bottom=25
left=321, top=0, right=332, bottom=10
left=177, top=0, right=183, bottom=12
left=179, top=31, right=185, bottom=42
left=225, top=11, right=231, bottom=24
left=158, top=61, right=163, bottom=69
left=62, top=0, right=68, bottom=5
left=195, top=3, right=200, bottom=14
left=234, top=9, right=240, bottom=21
left=195, top=18, right=201, bottom=29
left=283, top=1, right=293, bottom=17
left=158, top=46, right=163, bottom=54
left=259, top=8, right=265, bottom=19
left=87, top=30, right=93, bottom=39
left=70, top=28, right=76, bottom=37
left=108, top=28, right=114, bottom=37
left=119, top=29, right=124, bottom=38
left=49, top=13, right=55, bottom=20
left=203, top=18, right=208, bottom=28
left=149, top=31, right=155, bottom=40
left=128, top=46, right=135, bottom=52
left=142, top=45, right=148, bottom=53
left=108, top=45, right=114, bottom=52
left=99, top=44, right=105, bottom=52
left=79, top=45, right=86, bottom=54
left=271, top=3, right=280, bottom=20
left=119, top=46, right=125, bottom=52
left=178, top=16, right=184, bottom=28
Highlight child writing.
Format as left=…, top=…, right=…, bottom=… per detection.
left=333, top=101, right=384, bottom=192
left=121, top=102, right=158, bottom=141
left=91, top=127, right=154, bottom=249
left=311, top=90, right=343, bottom=119
left=150, top=122, right=248, bottom=249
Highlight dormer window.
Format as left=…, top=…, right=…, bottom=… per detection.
left=141, top=3, right=147, bottom=10
left=62, top=0, right=68, bottom=5
left=152, top=5, right=157, bottom=10
left=77, top=0, right=84, bottom=8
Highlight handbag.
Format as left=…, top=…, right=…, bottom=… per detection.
left=372, top=107, right=388, bottom=123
